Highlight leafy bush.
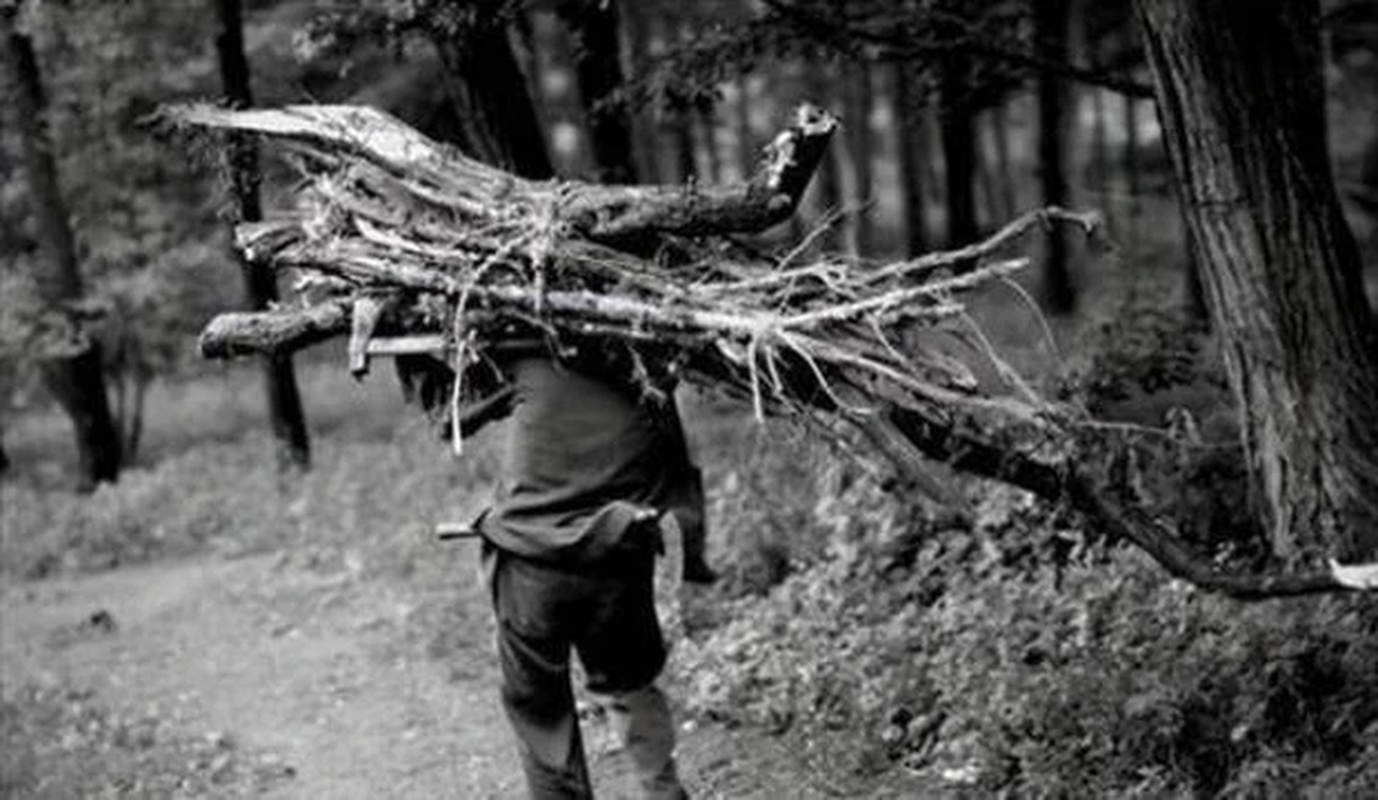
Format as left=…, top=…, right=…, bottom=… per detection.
left=673, top=469, right=1378, bottom=797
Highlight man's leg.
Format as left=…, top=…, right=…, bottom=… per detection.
left=593, top=682, right=688, bottom=800
left=494, top=555, right=595, bottom=799
left=577, top=552, right=688, bottom=799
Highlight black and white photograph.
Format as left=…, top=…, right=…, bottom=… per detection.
left=2, top=0, right=1377, bottom=797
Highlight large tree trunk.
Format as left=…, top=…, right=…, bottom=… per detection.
left=1135, top=0, right=1378, bottom=564
left=557, top=0, right=636, bottom=184
left=1036, top=0, right=1077, bottom=313
left=3, top=5, right=121, bottom=490
left=894, top=63, right=929, bottom=257
left=216, top=0, right=311, bottom=471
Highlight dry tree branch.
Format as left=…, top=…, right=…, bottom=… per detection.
left=173, top=102, right=1367, bottom=600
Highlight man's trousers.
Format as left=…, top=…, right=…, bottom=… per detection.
left=489, top=546, right=687, bottom=799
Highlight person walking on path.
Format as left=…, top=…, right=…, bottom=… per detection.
left=464, top=345, right=706, bottom=799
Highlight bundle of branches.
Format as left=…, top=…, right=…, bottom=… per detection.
left=171, top=103, right=1362, bottom=598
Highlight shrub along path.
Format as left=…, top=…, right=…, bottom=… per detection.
left=0, top=540, right=937, bottom=798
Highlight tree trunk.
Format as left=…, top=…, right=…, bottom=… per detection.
left=1091, top=86, right=1109, bottom=205
left=1135, top=0, right=1378, bottom=564
left=3, top=6, right=121, bottom=490
left=695, top=99, right=721, bottom=185
left=805, top=62, right=846, bottom=252
left=1182, top=225, right=1210, bottom=324
left=1122, top=92, right=1140, bottom=243
left=216, top=0, right=311, bottom=471
left=1036, top=0, right=1077, bottom=313
left=977, top=112, right=1002, bottom=231
left=618, top=0, right=661, bottom=183
left=843, top=60, right=874, bottom=254
left=733, top=76, right=754, bottom=182
left=557, top=0, right=636, bottom=184
left=894, top=63, right=929, bottom=257
left=990, top=101, right=1017, bottom=222
left=430, top=19, right=554, bottom=180
left=938, top=51, right=978, bottom=246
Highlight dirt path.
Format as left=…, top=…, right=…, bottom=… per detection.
left=2, top=548, right=525, bottom=798
left=2, top=546, right=937, bottom=798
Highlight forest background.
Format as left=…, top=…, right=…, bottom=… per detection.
left=3, top=0, right=1378, bottom=796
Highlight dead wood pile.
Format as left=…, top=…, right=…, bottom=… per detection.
left=171, top=103, right=1359, bottom=599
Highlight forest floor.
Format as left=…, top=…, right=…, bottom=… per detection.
left=0, top=457, right=941, bottom=799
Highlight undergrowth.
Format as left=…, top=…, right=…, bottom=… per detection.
left=674, top=475, right=1378, bottom=798
left=672, top=301, right=1378, bottom=797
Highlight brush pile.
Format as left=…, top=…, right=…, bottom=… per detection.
left=175, top=103, right=1095, bottom=461
left=171, top=103, right=1366, bottom=598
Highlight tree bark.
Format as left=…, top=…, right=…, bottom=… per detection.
left=1036, top=0, right=1077, bottom=313
left=894, top=63, right=929, bottom=257
left=215, top=0, right=311, bottom=471
left=1135, top=0, right=1378, bottom=563
left=3, top=5, right=121, bottom=490
left=557, top=0, right=637, bottom=184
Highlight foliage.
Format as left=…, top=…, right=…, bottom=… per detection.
left=1072, top=302, right=1266, bottom=563
left=673, top=475, right=1378, bottom=796
left=291, top=0, right=520, bottom=63
left=1, top=0, right=248, bottom=437
left=625, top=0, right=1139, bottom=116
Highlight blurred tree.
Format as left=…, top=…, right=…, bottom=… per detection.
left=1035, top=0, right=1076, bottom=312
left=934, top=7, right=979, bottom=246
left=648, top=0, right=1151, bottom=259
left=893, top=62, right=929, bottom=257
left=1121, top=92, right=1141, bottom=242
left=2, top=0, right=122, bottom=489
left=216, top=0, right=311, bottom=471
left=988, top=103, right=1016, bottom=223
left=556, top=0, right=636, bottom=183
left=841, top=60, right=874, bottom=252
left=1135, top=0, right=1378, bottom=564
left=618, top=0, right=663, bottom=183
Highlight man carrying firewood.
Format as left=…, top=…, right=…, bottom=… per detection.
left=431, top=341, right=706, bottom=799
